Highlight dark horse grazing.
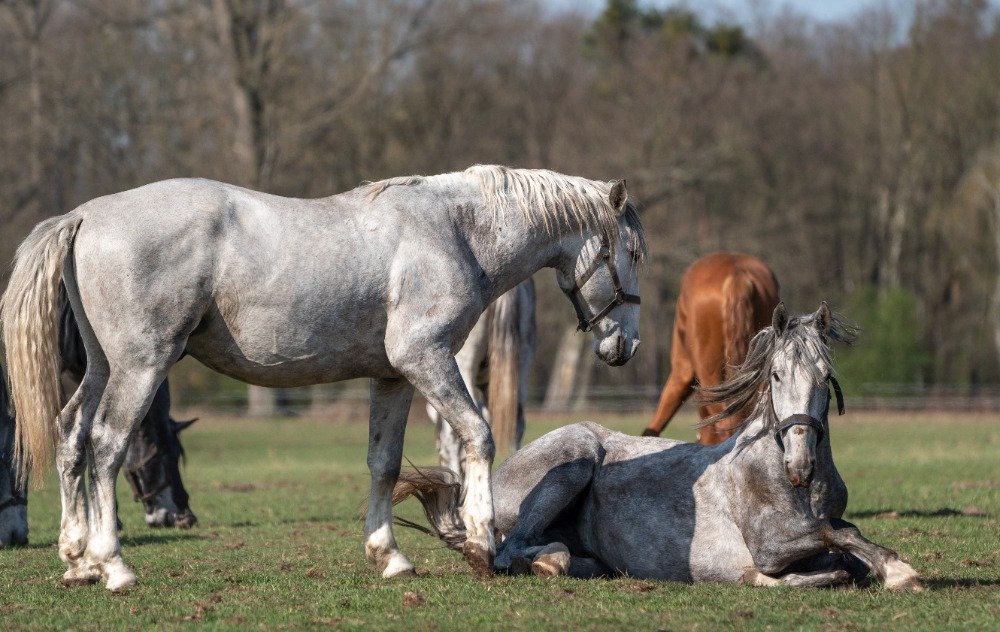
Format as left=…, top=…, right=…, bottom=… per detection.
left=395, top=304, right=921, bottom=590
left=0, top=296, right=196, bottom=547
left=643, top=252, right=779, bottom=444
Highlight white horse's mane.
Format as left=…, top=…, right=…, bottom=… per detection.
left=365, top=165, right=646, bottom=257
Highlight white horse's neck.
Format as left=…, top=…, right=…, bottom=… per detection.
left=459, top=199, right=587, bottom=305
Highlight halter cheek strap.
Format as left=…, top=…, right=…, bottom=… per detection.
left=829, top=375, right=845, bottom=415
left=564, top=243, right=641, bottom=333
left=774, top=414, right=826, bottom=452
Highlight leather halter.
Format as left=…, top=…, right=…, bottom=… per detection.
left=774, top=414, right=826, bottom=452
left=0, top=493, right=26, bottom=513
left=563, top=241, right=641, bottom=332
left=123, top=447, right=170, bottom=504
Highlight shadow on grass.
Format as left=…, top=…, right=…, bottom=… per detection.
left=923, top=577, right=1000, bottom=590
left=2, top=530, right=205, bottom=550
left=120, top=532, right=207, bottom=546
left=848, top=507, right=990, bottom=519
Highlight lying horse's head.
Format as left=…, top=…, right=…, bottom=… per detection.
left=700, top=302, right=857, bottom=487
left=555, top=180, right=646, bottom=367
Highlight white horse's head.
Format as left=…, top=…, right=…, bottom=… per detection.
left=768, top=302, right=845, bottom=487
left=556, top=180, right=644, bottom=367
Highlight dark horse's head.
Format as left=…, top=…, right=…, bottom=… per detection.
left=123, top=383, right=198, bottom=529
left=59, top=297, right=197, bottom=529
left=0, top=367, right=28, bottom=547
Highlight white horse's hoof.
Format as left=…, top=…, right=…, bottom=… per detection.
left=61, top=567, right=100, bottom=587
left=382, top=554, right=417, bottom=578
left=103, top=561, right=137, bottom=592
left=884, top=560, right=922, bottom=592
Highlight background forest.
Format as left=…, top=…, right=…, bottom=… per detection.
left=2, top=0, right=999, bottom=410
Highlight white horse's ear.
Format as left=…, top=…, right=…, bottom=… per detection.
left=609, top=179, right=628, bottom=215
left=772, top=302, right=788, bottom=334
left=814, top=301, right=831, bottom=336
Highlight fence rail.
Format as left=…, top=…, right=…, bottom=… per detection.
left=172, top=383, right=1000, bottom=415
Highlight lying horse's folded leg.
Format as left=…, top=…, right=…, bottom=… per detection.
left=821, top=518, right=922, bottom=591
left=741, top=568, right=849, bottom=587
left=364, top=378, right=416, bottom=578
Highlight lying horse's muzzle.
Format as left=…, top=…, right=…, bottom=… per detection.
left=776, top=414, right=824, bottom=488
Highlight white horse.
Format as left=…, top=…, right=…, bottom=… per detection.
left=393, top=304, right=922, bottom=590
left=0, top=165, right=644, bottom=591
left=426, top=280, right=536, bottom=475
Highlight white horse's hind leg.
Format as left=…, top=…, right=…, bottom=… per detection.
left=364, top=378, right=416, bottom=578
left=57, top=384, right=98, bottom=586
left=83, top=369, right=166, bottom=591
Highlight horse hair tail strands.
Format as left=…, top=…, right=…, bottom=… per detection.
left=387, top=466, right=467, bottom=551
left=722, top=267, right=756, bottom=379
left=0, top=211, right=83, bottom=486
left=487, top=289, right=521, bottom=456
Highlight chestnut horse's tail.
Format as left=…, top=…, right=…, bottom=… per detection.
left=0, top=211, right=83, bottom=485
left=487, top=287, right=522, bottom=455
left=721, top=267, right=758, bottom=377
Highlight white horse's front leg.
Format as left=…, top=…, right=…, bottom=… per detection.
left=396, top=351, right=496, bottom=578
left=364, top=378, right=417, bottom=578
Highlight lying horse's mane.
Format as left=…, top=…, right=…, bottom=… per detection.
left=365, top=165, right=646, bottom=260
left=698, top=311, right=858, bottom=433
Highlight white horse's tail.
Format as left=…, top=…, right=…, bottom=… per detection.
left=0, top=211, right=83, bottom=484
left=389, top=467, right=466, bottom=551
left=487, top=286, right=522, bottom=455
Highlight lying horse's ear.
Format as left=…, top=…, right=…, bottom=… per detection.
left=814, top=302, right=832, bottom=336
left=772, top=302, right=788, bottom=334
left=609, top=179, right=628, bottom=215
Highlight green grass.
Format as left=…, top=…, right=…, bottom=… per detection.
left=1, top=409, right=997, bottom=630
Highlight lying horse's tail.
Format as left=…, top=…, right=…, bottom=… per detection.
left=487, top=286, right=522, bottom=455
left=0, top=211, right=83, bottom=484
left=721, top=266, right=757, bottom=377
left=390, top=466, right=466, bottom=551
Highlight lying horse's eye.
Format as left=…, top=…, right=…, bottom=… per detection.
left=771, top=371, right=780, bottom=382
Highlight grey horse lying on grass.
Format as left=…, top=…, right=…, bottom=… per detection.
left=393, top=303, right=922, bottom=590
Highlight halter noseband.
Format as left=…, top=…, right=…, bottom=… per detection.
left=564, top=241, right=641, bottom=332
left=773, top=376, right=845, bottom=452
left=774, top=414, right=826, bottom=452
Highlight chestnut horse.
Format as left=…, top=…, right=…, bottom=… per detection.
left=642, top=252, right=779, bottom=444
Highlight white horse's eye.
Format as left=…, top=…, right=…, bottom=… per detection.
left=771, top=371, right=780, bottom=382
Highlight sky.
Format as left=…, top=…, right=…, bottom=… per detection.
left=544, top=0, right=899, bottom=24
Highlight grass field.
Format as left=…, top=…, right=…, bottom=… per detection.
left=1, top=409, right=997, bottom=630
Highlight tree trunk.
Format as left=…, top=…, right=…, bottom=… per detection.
left=543, top=326, right=584, bottom=411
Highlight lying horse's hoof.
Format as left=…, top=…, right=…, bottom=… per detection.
left=531, top=543, right=571, bottom=577
left=884, top=560, right=923, bottom=592
left=462, top=541, right=494, bottom=579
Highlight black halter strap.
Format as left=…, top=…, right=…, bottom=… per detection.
left=829, top=375, right=845, bottom=415
left=564, top=242, right=641, bottom=332
left=774, top=414, right=826, bottom=452
left=0, top=493, right=27, bottom=513
left=123, top=447, right=170, bottom=504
